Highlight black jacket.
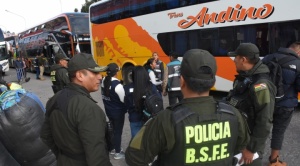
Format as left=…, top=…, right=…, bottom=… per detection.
left=263, top=47, right=300, bottom=108
left=40, top=83, right=112, bottom=166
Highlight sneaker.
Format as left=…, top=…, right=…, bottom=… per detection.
left=110, top=149, right=115, bottom=155
left=114, top=151, right=125, bottom=159
left=268, top=156, right=287, bottom=166
left=110, top=147, right=123, bottom=155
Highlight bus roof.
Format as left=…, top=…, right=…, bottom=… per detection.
left=90, top=0, right=299, bottom=34
left=18, top=12, right=88, bottom=36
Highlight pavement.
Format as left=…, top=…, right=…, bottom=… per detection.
left=3, top=69, right=300, bottom=166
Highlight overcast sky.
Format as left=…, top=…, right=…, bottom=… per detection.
left=0, top=0, right=86, bottom=34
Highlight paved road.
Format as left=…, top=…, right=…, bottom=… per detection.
left=4, top=69, right=300, bottom=166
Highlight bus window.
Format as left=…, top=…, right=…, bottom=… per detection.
left=188, top=31, right=200, bottom=50
left=269, top=21, right=300, bottom=53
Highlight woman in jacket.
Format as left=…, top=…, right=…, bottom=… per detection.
left=101, top=63, right=126, bottom=160
left=124, top=66, right=159, bottom=138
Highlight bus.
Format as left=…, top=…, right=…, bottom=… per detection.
left=4, top=35, right=18, bottom=67
left=0, top=29, right=10, bottom=73
left=89, top=0, right=300, bottom=92
left=18, top=12, right=91, bottom=74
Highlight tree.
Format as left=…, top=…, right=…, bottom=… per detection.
left=80, top=0, right=99, bottom=13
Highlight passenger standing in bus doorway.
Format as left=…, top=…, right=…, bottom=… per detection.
left=226, top=43, right=276, bottom=165
left=144, top=58, right=163, bottom=96
left=38, top=52, right=46, bottom=80
left=126, top=49, right=249, bottom=166
left=162, top=51, right=183, bottom=106
left=101, top=63, right=127, bottom=160
left=152, top=52, right=165, bottom=95
left=262, top=42, right=300, bottom=166
left=34, top=53, right=40, bottom=79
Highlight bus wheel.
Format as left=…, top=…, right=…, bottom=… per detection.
left=122, top=66, right=134, bottom=85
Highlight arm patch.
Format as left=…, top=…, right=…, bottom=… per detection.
left=254, top=83, right=267, bottom=92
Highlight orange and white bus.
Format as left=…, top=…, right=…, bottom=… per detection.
left=90, top=0, right=300, bottom=93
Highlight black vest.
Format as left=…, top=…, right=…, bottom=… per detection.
left=159, top=102, right=239, bottom=166
left=227, top=74, right=267, bottom=133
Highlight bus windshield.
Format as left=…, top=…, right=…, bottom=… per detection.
left=69, top=15, right=89, bottom=34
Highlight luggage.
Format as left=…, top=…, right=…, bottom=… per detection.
left=0, top=140, right=20, bottom=166
left=0, top=89, right=56, bottom=166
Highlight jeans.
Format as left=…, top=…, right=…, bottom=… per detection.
left=108, top=114, right=125, bottom=153
left=168, top=90, right=183, bottom=106
left=16, top=68, right=24, bottom=81
left=130, top=121, right=143, bottom=138
left=271, top=106, right=294, bottom=150
left=35, top=67, right=40, bottom=79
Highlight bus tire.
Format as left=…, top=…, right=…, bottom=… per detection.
left=122, top=65, right=134, bottom=85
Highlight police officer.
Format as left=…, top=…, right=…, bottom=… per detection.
left=226, top=43, right=276, bottom=165
left=50, top=53, right=70, bottom=93
left=162, top=51, right=183, bottom=106
left=40, top=53, right=112, bottom=166
left=125, top=49, right=249, bottom=166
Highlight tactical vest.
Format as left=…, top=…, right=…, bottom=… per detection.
left=101, top=79, right=125, bottom=112
left=167, top=60, right=181, bottom=91
left=154, top=60, right=163, bottom=81
left=159, top=101, right=239, bottom=166
left=50, top=69, right=65, bottom=93
left=227, top=74, right=267, bottom=133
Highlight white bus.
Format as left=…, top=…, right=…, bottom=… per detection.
left=0, top=41, right=10, bottom=73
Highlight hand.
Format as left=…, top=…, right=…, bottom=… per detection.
left=240, top=148, right=254, bottom=165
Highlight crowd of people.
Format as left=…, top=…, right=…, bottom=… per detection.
left=8, top=41, right=300, bottom=166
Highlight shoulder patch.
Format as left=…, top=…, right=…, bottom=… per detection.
left=254, top=83, right=267, bottom=92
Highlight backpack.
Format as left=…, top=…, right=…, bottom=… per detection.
left=142, top=92, right=164, bottom=122
left=262, top=55, right=296, bottom=100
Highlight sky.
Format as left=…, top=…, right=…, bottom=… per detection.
left=0, top=0, right=87, bottom=34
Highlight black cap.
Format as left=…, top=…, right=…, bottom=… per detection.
left=106, top=63, right=120, bottom=76
left=55, top=53, right=70, bottom=61
left=181, top=49, right=216, bottom=80
left=67, top=53, right=107, bottom=72
left=228, top=43, right=260, bottom=59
